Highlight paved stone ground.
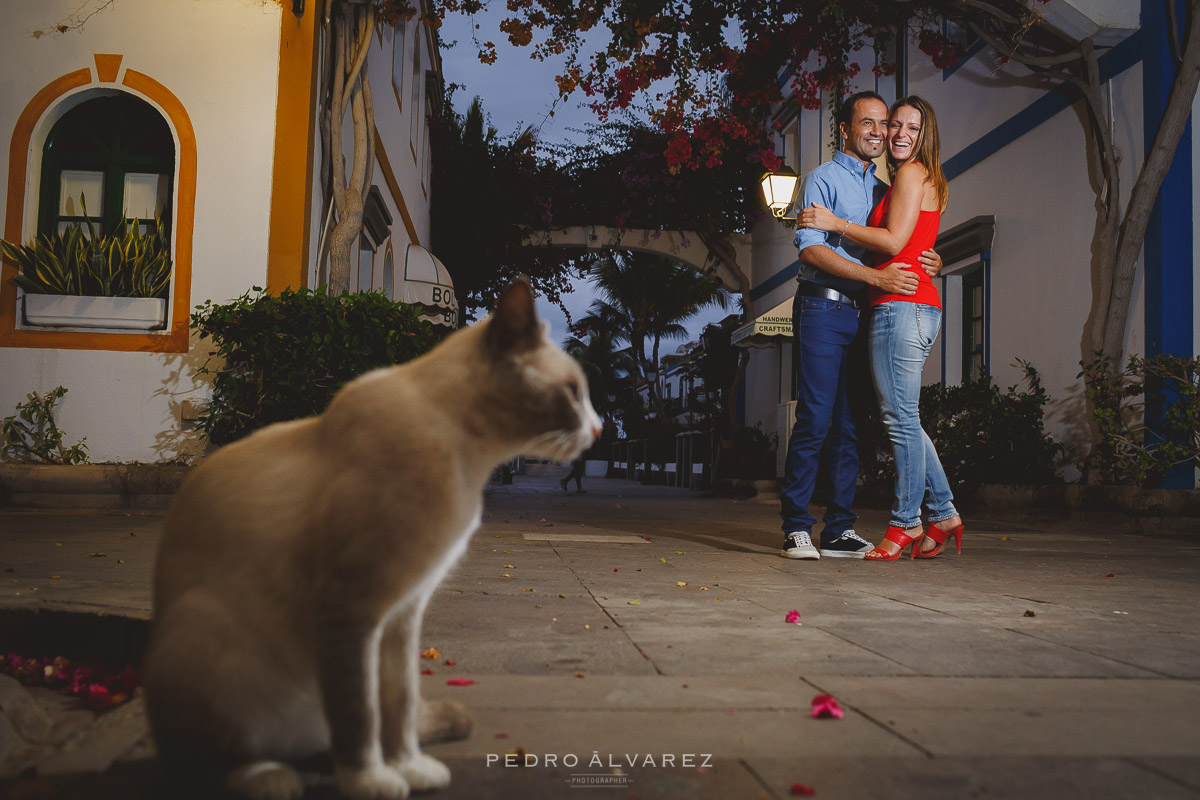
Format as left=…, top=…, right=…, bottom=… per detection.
left=1, top=474, right=1199, bottom=799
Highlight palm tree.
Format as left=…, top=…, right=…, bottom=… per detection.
left=562, top=320, right=634, bottom=419
left=587, top=252, right=728, bottom=419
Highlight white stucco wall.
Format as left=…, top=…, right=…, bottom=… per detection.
left=0, top=0, right=283, bottom=462
left=746, top=28, right=1154, bottom=473
left=308, top=13, right=437, bottom=294
left=907, top=48, right=1146, bottom=463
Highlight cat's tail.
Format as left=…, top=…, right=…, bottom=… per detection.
left=417, top=699, right=473, bottom=746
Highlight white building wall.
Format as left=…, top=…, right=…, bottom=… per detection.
left=0, top=0, right=283, bottom=462
left=748, top=30, right=1153, bottom=472
left=309, top=13, right=436, bottom=295
left=907, top=49, right=1146, bottom=463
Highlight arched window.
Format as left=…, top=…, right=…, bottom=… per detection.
left=38, top=93, right=174, bottom=238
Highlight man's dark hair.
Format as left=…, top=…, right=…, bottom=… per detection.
left=837, top=90, right=886, bottom=134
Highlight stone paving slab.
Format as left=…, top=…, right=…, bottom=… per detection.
left=746, top=756, right=1200, bottom=800
left=3, top=475, right=1200, bottom=799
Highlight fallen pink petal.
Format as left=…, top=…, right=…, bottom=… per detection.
left=810, top=694, right=844, bottom=720
left=446, top=678, right=476, bottom=686
left=791, top=781, right=817, bottom=796
left=785, top=609, right=802, bottom=624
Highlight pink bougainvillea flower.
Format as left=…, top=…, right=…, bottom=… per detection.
left=446, top=678, right=476, bottom=686
left=790, top=781, right=817, bottom=796
left=810, top=694, right=844, bottom=720
left=785, top=610, right=802, bottom=625
left=86, top=683, right=111, bottom=711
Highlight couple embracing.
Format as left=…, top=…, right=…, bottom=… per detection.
left=780, top=90, right=966, bottom=563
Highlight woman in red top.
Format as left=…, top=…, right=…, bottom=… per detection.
left=798, top=96, right=965, bottom=561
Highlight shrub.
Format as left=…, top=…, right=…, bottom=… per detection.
left=722, top=423, right=777, bottom=480
left=1079, top=352, right=1200, bottom=485
left=191, top=288, right=438, bottom=445
left=861, top=360, right=1063, bottom=491
left=1, top=386, right=89, bottom=464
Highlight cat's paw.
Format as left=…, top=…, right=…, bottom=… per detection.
left=391, top=752, right=451, bottom=792
left=225, top=761, right=305, bottom=800
left=336, top=763, right=410, bottom=800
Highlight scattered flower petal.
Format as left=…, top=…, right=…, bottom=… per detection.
left=444, top=660, right=456, bottom=666
left=1000, top=536, right=1008, bottom=541
left=446, top=678, right=475, bottom=686
left=628, top=600, right=640, bottom=605
left=790, top=782, right=817, bottom=796
left=659, top=557, right=666, bottom=563
left=810, top=694, right=844, bottom=720
left=675, top=551, right=685, bottom=555
left=1105, top=573, right=1115, bottom=578
left=785, top=609, right=802, bottom=624
left=420, top=669, right=435, bottom=676
left=504, top=564, right=515, bottom=569
left=420, top=647, right=441, bottom=660
left=676, top=581, right=688, bottom=587
left=574, top=671, right=586, bottom=678
left=88, top=552, right=107, bottom=558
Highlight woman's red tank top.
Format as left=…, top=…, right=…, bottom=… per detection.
left=867, top=185, right=942, bottom=308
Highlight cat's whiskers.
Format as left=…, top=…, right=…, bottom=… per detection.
left=524, top=428, right=588, bottom=461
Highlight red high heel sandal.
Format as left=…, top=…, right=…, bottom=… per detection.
left=864, top=526, right=924, bottom=561
left=914, top=521, right=964, bottom=559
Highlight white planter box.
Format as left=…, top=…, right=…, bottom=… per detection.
left=22, top=294, right=168, bottom=330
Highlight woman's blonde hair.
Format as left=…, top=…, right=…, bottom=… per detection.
left=888, top=95, right=949, bottom=212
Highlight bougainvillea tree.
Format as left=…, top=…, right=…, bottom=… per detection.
left=418, top=0, right=1200, bottom=365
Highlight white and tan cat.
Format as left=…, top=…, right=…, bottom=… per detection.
left=144, top=281, right=601, bottom=800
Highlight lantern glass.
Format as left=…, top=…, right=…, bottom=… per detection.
left=760, top=168, right=799, bottom=217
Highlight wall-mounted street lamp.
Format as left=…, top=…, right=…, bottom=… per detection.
left=760, top=167, right=799, bottom=219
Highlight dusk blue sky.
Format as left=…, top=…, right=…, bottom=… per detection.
left=438, top=9, right=732, bottom=349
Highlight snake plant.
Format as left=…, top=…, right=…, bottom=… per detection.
left=1, top=196, right=172, bottom=299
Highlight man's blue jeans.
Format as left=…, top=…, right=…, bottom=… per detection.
left=869, top=301, right=957, bottom=529
left=780, top=296, right=860, bottom=535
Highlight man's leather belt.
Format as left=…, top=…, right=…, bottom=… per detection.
left=796, top=281, right=860, bottom=308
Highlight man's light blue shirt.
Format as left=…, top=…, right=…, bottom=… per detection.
left=792, top=150, right=884, bottom=297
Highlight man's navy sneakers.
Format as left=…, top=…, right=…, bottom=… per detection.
left=820, top=529, right=872, bottom=558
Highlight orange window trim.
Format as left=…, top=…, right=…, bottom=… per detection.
left=1, top=65, right=197, bottom=353
left=266, top=1, right=320, bottom=294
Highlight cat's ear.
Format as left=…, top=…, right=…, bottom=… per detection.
left=486, top=280, right=541, bottom=355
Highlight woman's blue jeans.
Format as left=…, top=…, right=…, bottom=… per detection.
left=869, top=301, right=957, bottom=529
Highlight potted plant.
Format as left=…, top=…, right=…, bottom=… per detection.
left=1, top=200, right=172, bottom=330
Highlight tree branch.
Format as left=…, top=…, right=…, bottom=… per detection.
left=362, top=68, right=376, bottom=205
left=1101, top=1, right=1200, bottom=358
left=331, top=15, right=347, bottom=217
left=343, top=4, right=375, bottom=110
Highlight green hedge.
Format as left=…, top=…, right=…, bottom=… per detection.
left=191, top=288, right=437, bottom=445
left=860, top=361, right=1063, bottom=491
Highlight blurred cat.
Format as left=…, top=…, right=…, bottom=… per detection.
left=144, top=281, right=601, bottom=800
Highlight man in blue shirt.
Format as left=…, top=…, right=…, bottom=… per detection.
left=780, top=90, right=940, bottom=560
